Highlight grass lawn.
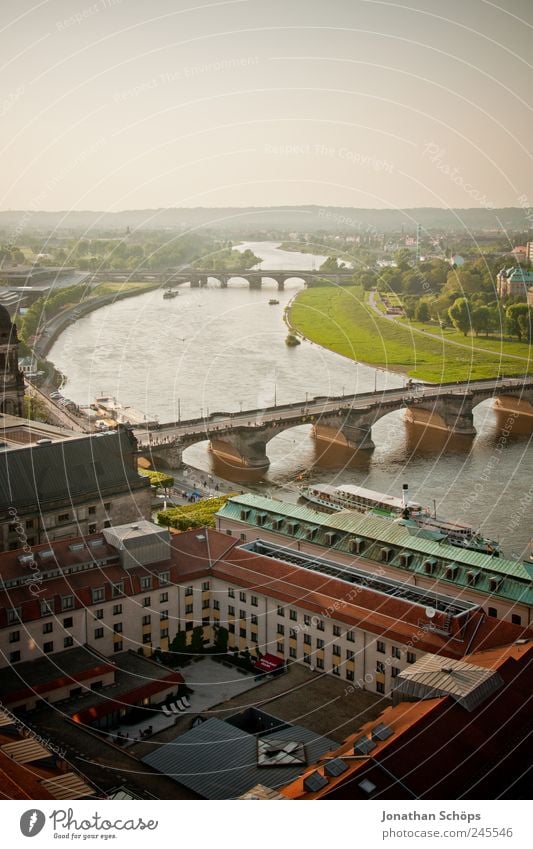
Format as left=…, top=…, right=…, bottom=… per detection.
left=91, top=281, right=155, bottom=296
left=289, top=287, right=533, bottom=382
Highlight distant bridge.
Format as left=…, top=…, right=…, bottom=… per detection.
left=133, top=377, right=533, bottom=470
left=88, top=268, right=355, bottom=289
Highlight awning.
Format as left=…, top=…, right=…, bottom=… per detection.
left=254, top=654, right=285, bottom=673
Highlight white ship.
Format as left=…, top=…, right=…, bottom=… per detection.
left=300, top=482, right=501, bottom=556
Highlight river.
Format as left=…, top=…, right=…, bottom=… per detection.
left=48, top=240, right=533, bottom=557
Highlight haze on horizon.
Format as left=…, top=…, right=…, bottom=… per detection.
left=1, top=0, right=532, bottom=214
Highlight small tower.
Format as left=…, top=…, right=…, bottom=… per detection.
left=0, top=305, right=25, bottom=416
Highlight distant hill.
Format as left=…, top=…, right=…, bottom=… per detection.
left=0, top=206, right=530, bottom=235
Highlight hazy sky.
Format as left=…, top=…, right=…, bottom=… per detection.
left=1, top=0, right=532, bottom=210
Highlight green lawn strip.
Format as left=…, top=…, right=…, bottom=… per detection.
left=290, top=287, right=531, bottom=381
left=91, top=281, right=155, bottom=296
left=405, top=319, right=533, bottom=359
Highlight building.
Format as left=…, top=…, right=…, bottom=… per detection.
left=496, top=266, right=533, bottom=298
left=527, top=241, right=533, bottom=263
left=0, top=524, right=528, bottom=703
left=0, top=425, right=151, bottom=551
left=0, top=305, right=24, bottom=416
left=279, top=640, right=533, bottom=799
left=216, top=494, right=533, bottom=625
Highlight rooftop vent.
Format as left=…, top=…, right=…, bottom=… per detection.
left=446, top=564, right=459, bottom=580
left=324, top=758, right=348, bottom=778
left=423, top=558, right=437, bottom=575
left=489, top=576, right=503, bottom=592
left=39, top=549, right=55, bottom=560
left=303, top=771, right=329, bottom=793
left=467, top=571, right=480, bottom=586
left=350, top=537, right=364, bottom=554
left=371, top=723, right=394, bottom=742
left=399, top=552, right=413, bottom=566
left=17, top=554, right=35, bottom=565
left=358, top=778, right=377, bottom=795
left=354, top=736, right=377, bottom=755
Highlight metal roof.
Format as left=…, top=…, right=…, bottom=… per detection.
left=142, top=717, right=335, bottom=800
left=0, top=429, right=148, bottom=510
left=394, top=653, right=504, bottom=712
left=218, top=495, right=533, bottom=604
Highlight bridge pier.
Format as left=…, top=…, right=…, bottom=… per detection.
left=405, top=394, right=476, bottom=435
left=138, top=443, right=183, bottom=470
left=249, top=278, right=262, bottom=290
left=209, top=431, right=270, bottom=470
left=313, top=410, right=375, bottom=451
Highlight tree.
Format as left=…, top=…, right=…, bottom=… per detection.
left=517, top=311, right=532, bottom=343
left=471, top=305, right=491, bottom=337
left=169, top=630, right=187, bottom=665
left=394, top=248, right=412, bottom=271
left=506, top=303, right=530, bottom=341
left=190, top=625, right=205, bottom=655
left=213, top=625, right=229, bottom=654
left=415, top=301, right=430, bottom=323
left=448, top=297, right=471, bottom=336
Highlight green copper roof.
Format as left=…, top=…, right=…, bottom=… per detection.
left=217, top=494, right=533, bottom=606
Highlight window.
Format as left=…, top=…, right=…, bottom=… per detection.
left=228, top=588, right=235, bottom=598
left=289, top=628, right=297, bottom=638
left=332, top=644, right=341, bottom=656
left=43, top=641, right=54, bottom=653
left=160, top=592, right=169, bottom=604
left=143, top=633, right=152, bottom=644
left=202, top=616, right=210, bottom=626
left=250, top=613, right=258, bottom=625
left=26, top=519, right=34, bottom=529
left=391, top=667, right=400, bottom=678
left=303, top=653, right=311, bottom=665
left=9, top=651, right=20, bottom=663
left=95, top=609, right=104, bottom=620
left=63, top=617, right=73, bottom=628
left=113, top=623, right=123, bottom=634
left=277, top=605, right=284, bottom=616
left=185, top=604, right=193, bottom=614
left=304, top=614, right=311, bottom=626
left=112, top=604, right=122, bottom=616
left=240, top=533, right=247, bottom=542
left=41, top=599, right=54, bottom=616
left=376, top=640, right=385, bottom=654
left=113, top=641, right=123, bottom=652
left=143, top=597, right=151, bottom=607
left=92, top=587, right=105, bottom=603
left=251, top=595, right=258, bottom=607
left=142, top=615, right=151, bottom=626
left=140, top=576, right=152, bottom=591
left=376, top=681, right=385, bottom=694
left=316, top=619, right=324, bottom=631
left=346, top=649, right=354, bottom=660
left=202, top=581, right=210, bottom=592
left=488, top=607, right=497, bottom=618
left=303, top=633, right=311, bottom=645
left=57, top=513, right=70, bottom=523
left=289, top=647, right=297, bottom=659
left=228, top=605, right=235, bottom=616
left=185, top=622, right=193, bottom=631
left=250, top=632, right=257, bottom=643
left=202, top=599, right=210, bottom=609
left=94, top=628, right=104, bottom=639
left=9, top=631, right=20, bottom=643
left=160, top=610, right=168, bottom=620
left=239, top=628, right=246, bottom=638
left=112, top=582, right=124, bottom=598
left=346, top=669, right=354, bottom=681
left=512, top=614, right=522, bottom=625
left=376, top=661, right=385, bottom=673
left=407, top=652, right=416, bottom=664
left=213, top=599, right=220, bottom=610
left=160, top=628, right=169, bottom=639
left=7, top=608, right=21, bottom=624
left=289, top=609, right=297, bottom=621
left=391, top=646, right=401, bottom=659
left=42, top=622, right=53, bottom=634
left=104, top=503, right=111, bottom=511
left=332, top=665, right=340, bottom=676
left=316, top=638, right=324, bottom=650
left=239, top=609, right=246, bottom=620
left=88, top=523, right=97, bottom=534
left=277, top=624, right=285, bottom=635
left=229, top=623, right=235, bottom=634
left=159, top=571, right=170, bottom=586
left=61, top=595, right=74, bottom=611
left=88, top=506, right=96, bottom=515
left=277, top=642, right=284, bottom=653
left=64, top=636, right=74, bottom=648
left=185, top=586, right=193, bottom=597
left=316, top=658, right=324, bottom=669
left=333, top=624, right=341, bottom=637
left=239, top=591, right=246, bottom=602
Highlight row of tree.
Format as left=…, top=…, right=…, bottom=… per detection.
left=447, top=298, right=533, bottom=341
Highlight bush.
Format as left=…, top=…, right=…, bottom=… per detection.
left=157, top=494, right=236, bottom=531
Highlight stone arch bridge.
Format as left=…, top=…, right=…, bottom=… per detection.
left=89, top=269, right=356, bottom=289
left=134, top=377, right=533, bottom=471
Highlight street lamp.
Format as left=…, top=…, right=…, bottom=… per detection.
left=177, top=398, right=181, bottom=423
left=239, top=400, right=243, bottom=414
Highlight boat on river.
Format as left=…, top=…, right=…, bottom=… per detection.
left=300, top=482, right=501, bottom=556
left=163, top=288, right=178, bottom=299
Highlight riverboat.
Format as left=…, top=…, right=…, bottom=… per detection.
left=300, top=482, right=501, bottom=556
left=163, top=288, right=178, bottom=299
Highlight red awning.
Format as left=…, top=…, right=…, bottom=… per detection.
left=254, top=653, right=284, bottom=673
